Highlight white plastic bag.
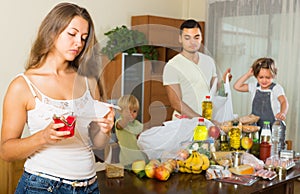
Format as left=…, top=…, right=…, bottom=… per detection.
left=210, top=74, right=235, bottom=122
left=137, top=118, right=214, bottom=159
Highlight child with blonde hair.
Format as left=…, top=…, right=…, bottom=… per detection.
left=115, top=95, right=147, bottom=165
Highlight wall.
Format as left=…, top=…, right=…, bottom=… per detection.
left=0, top=0, right=207, bottom=135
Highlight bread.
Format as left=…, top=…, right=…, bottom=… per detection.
left=242, top=125, right=260, bottom=133
left=238, top=114, right=260, bottom=125
left=106, top=163, right=124, bottom=178
left=229, top=164, right=255, bottom=175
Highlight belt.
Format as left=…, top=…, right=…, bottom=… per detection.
left=25, top=169, right=97, bottom=187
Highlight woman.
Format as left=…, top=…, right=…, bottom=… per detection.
left=0, top=3, right=114, bottom=193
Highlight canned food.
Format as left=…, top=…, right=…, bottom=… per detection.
left=276, top=166, right=287, bottom=180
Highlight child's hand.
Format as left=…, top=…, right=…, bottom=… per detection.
left=121, top=109, right=135, bottom=122
left=247, top=68, right=254, bottom=76
left=275, top=112, right=286, bottom=121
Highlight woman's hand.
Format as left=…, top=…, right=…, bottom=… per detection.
left=41, top=122, right=71, bottom=144
left=89, top=108, right=115, bottom=148
left=99, top=108, right=115, bottom=134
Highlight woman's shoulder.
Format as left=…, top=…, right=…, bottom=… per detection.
left=4, top=74, right=33, bottom=104
left=8, top=74, right=29, bottom=92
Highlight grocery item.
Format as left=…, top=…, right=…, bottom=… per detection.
left=131, top=160, right=146, bottom=174
left=202, top=95, right=213, bottom=120
left=238, top=114, right=260, bottom=125
left=193, top=117, right=208, bottom=141
left=220, top=135, right=229, bottom=151
left=259, top=142, right=271, bottom=162
left=229, top=121, right=241, bottom=150
left=53, top=114, right=76, bottom=137
left=260, top=121, right=272, bottom=143
left=106, top=163, right=124, bottom=178
left=231, top=151, right=243, bottom=167
left=254, top=169, right=277, bottom=180
left=229, top=164, right=255, bottom=175
left=177, top=151, right=210, bottom=174
left=271, top=120, right=286, bottom=152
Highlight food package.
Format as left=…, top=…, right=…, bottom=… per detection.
left=219, top=121, right=242, bottom=133
left=242, top=125, right=260, bottom=133
left=211, top=151, right=233, bottom=167
left=205, top=167, right=232, bottom=180
left=238, top=114, right=260, bottom=125
left=106, top=163, right=124, bottom=178
left=242, top=152, right=264, bottom=170
left=229, top=164, right=255, bottom=175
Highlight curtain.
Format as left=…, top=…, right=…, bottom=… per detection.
left=206, top=0, right=300, bottom=152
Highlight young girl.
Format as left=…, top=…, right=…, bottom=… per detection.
left=234, top=57, right=288, bottom=129
left=115, top=95, right=147, bottom=165
left=0, top=3, right=114, bottom=193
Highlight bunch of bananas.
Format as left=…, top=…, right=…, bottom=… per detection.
left=177, top=150, right=210, bottom=174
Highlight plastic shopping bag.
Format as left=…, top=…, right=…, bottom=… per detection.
left=210, top=74, right=236, bottom=123
left=137, top=118, right=214, bottom=159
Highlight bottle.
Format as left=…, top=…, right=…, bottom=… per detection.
left=250, top=138, right=260, bottom=158
left=271, top=120, right=281, bottom=156
left=273, top=120, right=286, bottom=152
left=229, top=121, right=241, bottom=150
left=260, top=121, right=272, bottom=143
left=193, top=117, right=208, bottom=141
left=202, top=95, right=213, bottom=120
left=220, top=134, right=229, bottom=151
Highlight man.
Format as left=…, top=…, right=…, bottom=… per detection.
left=163, top=19, right=231, bottom=120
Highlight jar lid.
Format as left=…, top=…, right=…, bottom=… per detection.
left=220, top=135, right=227, bottom=141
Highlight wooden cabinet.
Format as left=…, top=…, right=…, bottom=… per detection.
left=101, top=15, right=205, bottom=129
left=0, top=159, right=25, bottom=194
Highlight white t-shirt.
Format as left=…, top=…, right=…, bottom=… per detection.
left=248, top=81, right=285, bottom=116
left=163, top=52, right=217, bottom=117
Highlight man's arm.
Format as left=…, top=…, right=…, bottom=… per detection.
left=165, top=84, right=201, bottom=118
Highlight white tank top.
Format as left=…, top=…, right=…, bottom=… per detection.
left=20, top=73, right=98, bottom=180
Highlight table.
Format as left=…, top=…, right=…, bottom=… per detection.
left=97, top=162, right=300, bottom=194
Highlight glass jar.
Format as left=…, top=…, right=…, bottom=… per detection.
left=220, top=134, right=229, bottom=151
left=260, top=141, right=271, bottom=162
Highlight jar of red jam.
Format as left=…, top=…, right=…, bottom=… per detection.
left=260, top=141, right=271, bottom=162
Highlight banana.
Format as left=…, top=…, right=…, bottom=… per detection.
left=185, top=166, right=192, bottom=173
left=184, top=152, right=194, bottom=164
left=192, top=169, right=203, bottom=174
left=179, top=151, right=210, bottom=174
left=176, top=160, right=185, bottom=167
left=178, top=166, right=186, bottom=173
left=200, top=154, right=210, bottom=170
left=192, top=151, right=203, bottom=165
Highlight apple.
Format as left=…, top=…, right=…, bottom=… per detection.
left=155, top=165, right=170, bottom=181
left=131, top=160, right=146, bottom=174
left=208, top=126, right=221, bottom=139
left=145, top=160, right=160, bottom=178
left=241, top=136, right=253, bottom=150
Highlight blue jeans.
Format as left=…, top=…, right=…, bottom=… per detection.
left=15, top=171, right=100, bottom=194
